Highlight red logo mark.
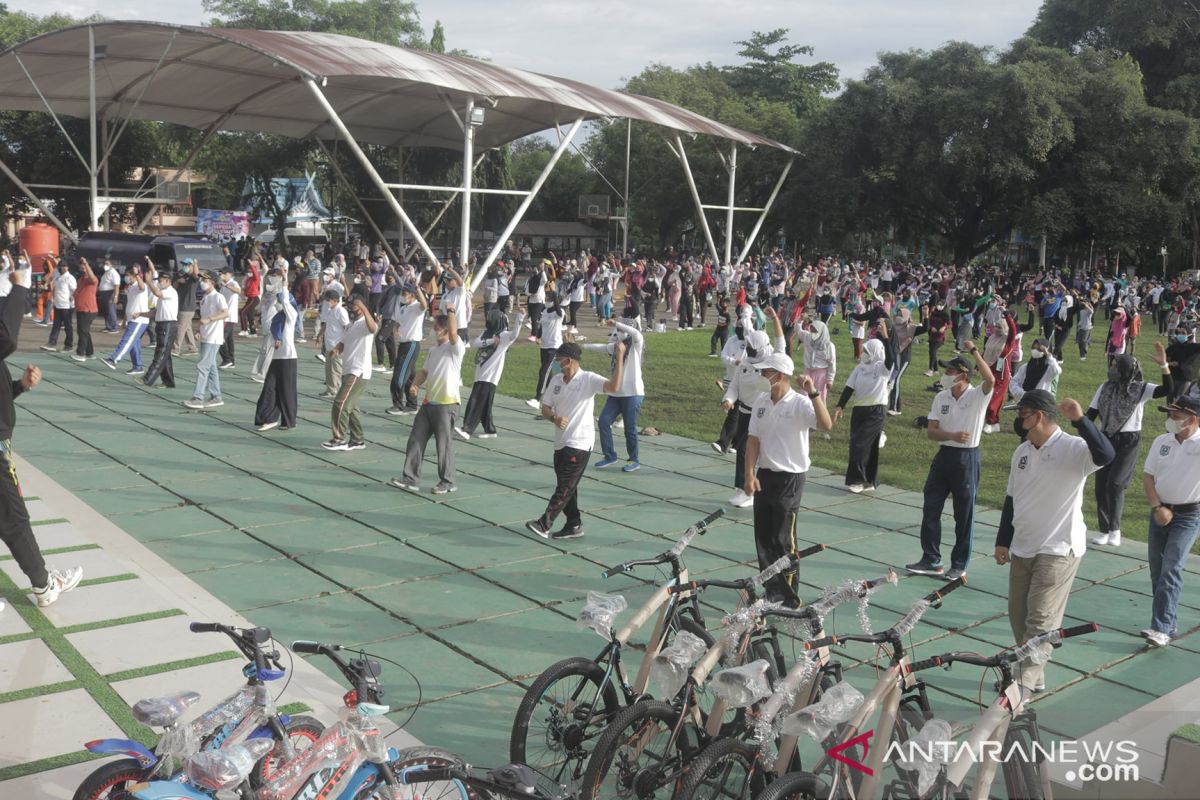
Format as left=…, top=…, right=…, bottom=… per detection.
left=828, top=730, right=875, bottom=776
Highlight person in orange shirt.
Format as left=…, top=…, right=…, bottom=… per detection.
left=35, top=258, right=53, bottom=325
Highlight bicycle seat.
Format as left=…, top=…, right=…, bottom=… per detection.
left=185, top=738, right=274, bottom=791
left=131, top=691, right=202, bottom=727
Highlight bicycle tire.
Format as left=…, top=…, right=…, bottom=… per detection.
left=384, top=745, right=489, bottom=800
left=251, top=713, right=325, bottom=787
left=675, top=737, right=766, bottom=800
left=1002, top=721, right=1045, bottom=800
left=753, top=771, right=829, bottom=800
left=71, top=758, right=146, bottom=800
left=509, top=656, right=622, bottom=785
left=580, top=699, right=703, bottom=800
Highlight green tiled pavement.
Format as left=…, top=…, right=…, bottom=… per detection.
left=12, top=346, right=1198, bottom=773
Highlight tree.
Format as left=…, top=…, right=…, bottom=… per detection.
left=202, top=0, right=425, bottom=48
left=726, top=29, right=839, bottom=118
left=430, top=19, right=445, bottom=53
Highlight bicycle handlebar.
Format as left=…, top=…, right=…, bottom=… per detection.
left=803, top=576, right=967, bottom=651
left=290, top=641, right=385, bottom=705
left=191, top=622, right=280, bottom=670
left=905, top=622, right=1099, bottom=674
left=601, top=510, right=726, bottom=579
left=923, top=575, right=966, bottom=605
left=668, top=544, right=826, bottom=597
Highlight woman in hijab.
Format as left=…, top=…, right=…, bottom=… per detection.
left=459, top=309, right=526, bottom=438
left=1106, top=306, right=1129, bottom=363
left=887, top=306, right=917, bottom=415
left=795, top=317, right=837, bottom=403
left=833, top=323, right=894, bottom=493
left=981, top=304, right=1016, bottom=433
left=1084, top=343, right=1173, bottom=547
left=1010, top=338, right=1062, bottom=401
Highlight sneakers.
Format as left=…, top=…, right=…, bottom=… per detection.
left=204, top=398, right=224, bottom=408
left=622, top=460, right=641, bottom=473
left=126, top=367, right=145, bottom=376
left=183, top=398, right=207, bottom=410
left=432, top=482, right=458, bottom=495
left=345, top=441, right=366, bottom=451
left=923, top=369, right=936, bottom=377
left=322, top=439, right=349, bottom=451
left=728, top=490, right=754, bottom=508
left=70, top=354, right=87, bottom=362
left=317, top=391, right=336, bottom=399
left=39, top=344, right=58, bottom=352
left=219, top=362, right=235, bottom=370
left=879, top=431, right=887, bottom=448
left=887, top=409, right=902, bottom=417
left=32, top=567, right=83, bottom=607
left=982, top=423, right=999, bottom=434
left=315, top=353, right=326, bottom=363
left=477, top=432, right=498, bottom=439
left=613, top=419, right=624, bottom=429
left=389, top=477, right=419, bottom=492
left=710, top=442, right=725, bottom=454
left=553, top=524, right=584, bottom=540
left=1144, top=630, right=1171, bottom=648
left=525, top=519, right=551, bottom=539
left=847, top=484, right=865, bottom=494
left=945, top=567, right=967, bottom=581
left=256, top=421, right=280, bottom=432
left=1091, top=531, right=1121, bottom=546
left=905, top=560, right=945, bottom=576
left=385, top=406, right=408, bottom=416
left=594, top=456, right=620, bottom=469
left=295, top=337, right=308, bottom=343
left=525, top=398, right=541, bottom=409
left=453, top=427, right=471, bottom=441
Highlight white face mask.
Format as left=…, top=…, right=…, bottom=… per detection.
left=1031, top=350, right=1045, bottom=359
left=940, top=373, right=958, bottom=390
left=1166, top=418, right=1185, bottom=435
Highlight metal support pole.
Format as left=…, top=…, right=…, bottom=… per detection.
left=315, top=138, right=399, bottom=264
left=672, top=135, right=720, bottom=265
left=736, top=157, right=794, bottom=264
left=468, top=117, right=585, bottom=292
left=0, top=156, right=77, bottom=243
left=724, top=143, right=736, bottom=266
left=88, top=26, right=100, bottom=231
left=305, top=79, right=440, bottom=267
left=101, top=118, right=110, bottom=230
left=135, top=121, right=224, bottom=233
left=460, top=98, right=476, bottom=269
left=397, top=146, right=405, bottom=256
left=623, top=118, right=631, bottom=257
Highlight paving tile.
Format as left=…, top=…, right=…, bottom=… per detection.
left=114, top=505, right=230, bottom=540
left=475, top=554, right=610, bottom=606
left=354, top=502, right=493, bottom=539
left=39, top=578, right=177, bottom=628
left=0, top=689, right=123, bottom=765
left=296, top=542, right=456, bottom=589
left=0, top=757, right=111, bottom=800
left=111, top=660, right=252, bottom=727
left=1091, top=646, right=1200, bottom=699
left=433, top=607, right=588, bottom=681
left=0, top=639, right=74, bottom=693
left=1063, top=583, right=1154, bottom=637
left=252, top=521, right=390, bottom=555
left=150, top=529, right=286, bottom=572
left=50, top=465, right=146, bottom=492
left=80, top=485, right=185, bottom=516
left=188, top=560, right=340, bottom=611
left=402, top=683, right=525, bottom=767
left=433, top=492, right=545, bottom=526
left=403, top=525, right=558, bottom=570
left=248, top=592, right=415, bottom=647
left=24, top=498, right=56, bottom=521
left=958, top=614, right=1140, bottom=673
left=363, top=571, right=541, bottom=630
left=0, top=604, right=31, bottom=637
left=68, top=615, right=236, bottom=676
left=1, top=547, right=130, bottom=586
left=324, top=633, right=509, bottom=703
left=24, top=521, right=91, bottom=550
left=1029, top=679, right=1156, bottom=738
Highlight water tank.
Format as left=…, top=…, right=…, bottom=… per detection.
left=19, top=223, right=60, bottom=265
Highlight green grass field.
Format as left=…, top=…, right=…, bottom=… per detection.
left=458, top=317, right=1168, bottom=546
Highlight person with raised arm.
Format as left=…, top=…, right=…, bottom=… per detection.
left=140, top=257, right=179, bottom=389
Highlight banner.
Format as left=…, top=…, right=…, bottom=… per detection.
left=195, top=209, right=250, bottom=239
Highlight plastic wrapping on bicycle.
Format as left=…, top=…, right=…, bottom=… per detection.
left=601, top=510, right=725, bottom=578
left=904, top=623, right=1099, bottom=674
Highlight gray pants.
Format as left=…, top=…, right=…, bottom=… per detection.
left=402, top=404, right=456, bottom=486
left=1008, top=552, right=1080, bottom=689
left=174, top=312, right=197, bottom=353
left=324, top=351, right=343, bottom=394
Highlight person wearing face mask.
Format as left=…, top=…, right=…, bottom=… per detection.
left=833, top=328, right=893, bottom=492
left=907, top=341, right=994, bottom=580
left=523, top=341, right=625, bottom=540
left=251, top=271, right=282, bottom=383
left=71, top=258, right=98, bottom=362
left=458, top=310, right=526, bottom=439
left=253, top=283, right=299, bottom=431
left=711, top=309, right=749, bottom=454
left=526, top=291, right=566, bottom=410
left=102, top=267, right=149, bottom=374
left=795, top=317, right=836, bottom=404
left=322, top=293, right=376, bottom=452
left=1010, top=338, right=1062, bottom=402
left=1083, top=345, right=1173, bottom=548
left=887, top=306, right=917, bottom=415
left=1141, top=396, right=1200, bottom=647
left=1164, top=327, right=1200, bottom=401
left=389, top=309, right=464, bottom=494
left=39, top=258, right=76, bottom=353
left=993, top=390, right=1113, bottom=691
left=216, top=267, right=241, bottom=370
left=724, top=307, right=786, bottom=507
left=587, top=308, right=645, bottom=471
left=316, top=290, right=349, bottom=399
left=140, top=260, right=178, bottom=389
left=922, top=299, right=950, bottom=376
left=1075, top=295, right=1094, bottom=360
left=184, top=273, right=228, bottom=410
left=980, top=304, right=1016, bottom=433
left=386, top=283, right=428, bottom=416
left=173, top=259, right=200, bottom=357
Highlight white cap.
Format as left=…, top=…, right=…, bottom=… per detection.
left=751, top=352, right=795, bottom=376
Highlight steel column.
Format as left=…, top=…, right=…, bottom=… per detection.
left=672, top=135, right=720, bottom=265
left=623, top=118, right=631, bottom=257
left=88, top=26, right=100, bottom=231
left=723, top=143, right=736, bottom=265
left=736, top=157, right=794, bottom=264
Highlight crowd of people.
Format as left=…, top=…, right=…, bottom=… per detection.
left=2, top=240, right=1199, bottom=687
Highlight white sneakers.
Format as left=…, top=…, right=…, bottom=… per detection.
left=453, top=426, right=471, bottom=440
left=1091, top=531, right=1122, bottom=546
left=33, top=567, right=83, bottom=607
left=847, top=484, right=865, bottom=494
left=728, top=490, right=754, bottom=508
left=525, top=398, right=541, bottom=409
left=982, top=423, right=1000, bottom=434
left=1142, top=629, right=1171, bottom=647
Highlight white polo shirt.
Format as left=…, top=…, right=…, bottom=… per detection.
left=543, top=370, right=608, bottom=451
left=421, top=337, right=465, bottom=405
left=52, top=271, right=77, bottom=308
left=340, top=317, right=374, bottom=380
left=393, top=301, right=425, bottom=342
left=473, top=329, right=520, bottom=386
left=154, top=286, right=179, bottom=322
left=125, top=283, right=150, bottom=321
left=1006, top=428, right=1103, bottom=558
left=320, top=304, right=350, bottom=349
left=220, top=279, right=240, bottom=325
left=198, top=291, right=228, bottom=345
left=1144, top=429, right=1200, bottom=505
left=929, top=383, right=992, bottom=448
left=748, top=389, right=818, bottom=473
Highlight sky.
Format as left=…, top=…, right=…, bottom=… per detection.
left=8, top=0, right=1048, bottom=89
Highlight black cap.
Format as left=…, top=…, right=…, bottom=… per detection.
left=938, top=356, right=973, bottom=374
left=399, top=282, right=417, bottom=295
left=556, top=342, right=583, bottom=361
left=1159, top=396, right=1200, bottom=417
left=1017, top=389, right=1057, bottom=415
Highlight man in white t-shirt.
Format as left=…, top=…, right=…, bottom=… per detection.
left=524, top=341, right=625, bottom=541
left=317, top=289, right=350, bottom=399
left=390, top=309, right=464, bottom=494
left=386, top=283, right=428, bottom=415
left=994, top=391, right=1113, bottom=690
left=141, top=261, right=179, bottom=389
left=908, top=342, right=994, bottom=580
left=102, top=266, right=150, bottom=374
left=41, top=260, right=76, bottom=352
left=217, top=267, right=241, bottom=369
left=184, top=273, right=229, bottom=410
left=323, top=295, right=377, bottom=452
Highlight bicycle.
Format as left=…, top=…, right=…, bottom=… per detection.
left=396, top=754, right=579, bottom=799
left=673, top=570, right=900, bottom=800
left=897, top=622, right=1100, bottom=800
left=73, top=622, right=324, bottom=800
left=754, top=576, right=967, bottom=800
left=576, top=549, right=831, bottom=800
left=510, top=510, right=726, bottom=785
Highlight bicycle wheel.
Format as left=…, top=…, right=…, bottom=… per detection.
left=383, top=746, right=488, bottom=800
left=580, top=700, right=703, bottom=800
left=251, top=714, right=325, bottom=787
left=510, top=656, right=622, bottom=786
left=1001, top=720, right=1045, bottom=800
left=754, top=771, right=828, bottom=800
left=72, top=758, right=146, bottom=800
left=675, top=737, right=766, bottom=800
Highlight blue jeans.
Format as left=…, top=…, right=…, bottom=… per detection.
left=919, top=446, right=980, bottom=570
left=1148, top=509, right=1200, bottom=636
left=599, top=395, right=643, bottom=461
left=193, top=342, right=222, bottom=401
left=599, top=293, right=612, bottom=321
left=110, top=320, right=147, bottom=368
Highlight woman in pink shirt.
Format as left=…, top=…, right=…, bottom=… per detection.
left=240, top=258, right=261, bottom=336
